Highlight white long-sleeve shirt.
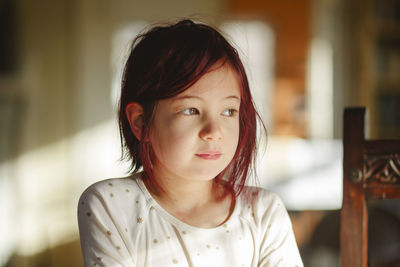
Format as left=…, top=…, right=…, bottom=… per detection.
left=78, top=174, right=303, bottom=267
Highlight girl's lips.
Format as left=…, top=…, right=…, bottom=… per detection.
left=195, top=152, right=222, bottom=160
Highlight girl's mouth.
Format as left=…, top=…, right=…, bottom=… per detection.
left=195, top=152, right=222, bottom=160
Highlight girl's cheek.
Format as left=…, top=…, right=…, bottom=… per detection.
left=157, top=116, right=194, bottom=139
left=171, top=114, right=198, bottom=127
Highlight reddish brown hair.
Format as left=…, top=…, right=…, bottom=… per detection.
left=118, top=19, right=265, bottom=196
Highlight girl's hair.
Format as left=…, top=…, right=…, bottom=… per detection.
left=118, top=19, right=264, bottom=196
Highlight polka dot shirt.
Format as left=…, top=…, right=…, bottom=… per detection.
left=77, top=174, right=303, bottom=267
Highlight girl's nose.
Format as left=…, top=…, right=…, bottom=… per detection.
left=199, top=120, right=223, bottom=141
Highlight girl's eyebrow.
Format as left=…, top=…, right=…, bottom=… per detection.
left=225, top=95, right=241, bottom=101
left=172, top=95, right=240, bottom=102
left=172, top=95, right=202, bottom=102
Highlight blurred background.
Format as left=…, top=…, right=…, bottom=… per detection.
left=1, top=0, right=399, bottom=266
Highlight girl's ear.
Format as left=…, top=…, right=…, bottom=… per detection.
left=126, top=102, right=144, bottom=141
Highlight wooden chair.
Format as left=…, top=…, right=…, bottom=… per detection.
left=341, top=107, right=400, bottom=267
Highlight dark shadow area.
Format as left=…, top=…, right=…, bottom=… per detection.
left=293, top=201, right=400, bottom=267
left=368, top=199, right=400, bottom=267
left=296, top=210, right=340, bottom=267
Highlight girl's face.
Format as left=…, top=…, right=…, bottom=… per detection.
left=149, top=63, right=241, bottom=183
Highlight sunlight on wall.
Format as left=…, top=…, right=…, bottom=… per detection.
left=307, top=38, right=334, bottom=139
left=110, top=21, right=148, bottom=109
left=0, top=120, right=128, bottom=259
left=16, top=138, right=71, bottom=255
left=262, top=137, right=342, bottom=210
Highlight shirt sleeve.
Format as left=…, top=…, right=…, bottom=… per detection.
left=257, top=192, right=303, bottom=267
left=77, top=186, right=135, bottom=267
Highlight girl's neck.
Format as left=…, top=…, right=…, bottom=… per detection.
left=146, top=173, right=218, bottom=210
left=142, top=172, right=234, bottom=228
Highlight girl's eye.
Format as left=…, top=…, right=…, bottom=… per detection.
left=221, top=109, right=238, bottom=117
left=181, top=108, right=199, bottom=116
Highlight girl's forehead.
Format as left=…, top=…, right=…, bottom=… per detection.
left=175, top=64, right=242, bottom=99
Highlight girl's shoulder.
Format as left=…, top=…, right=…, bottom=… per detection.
left=236, top=186, right=289, bottom=225
left=80, top=174, right=141, bottom=196
left=239, top=185, right=284, bottom=208
left=78, top=173, right=148, bottom=214
left=237, top=187, right=303, bottom=266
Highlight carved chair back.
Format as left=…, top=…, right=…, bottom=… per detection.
left=340, top=107, right=400, bottom=267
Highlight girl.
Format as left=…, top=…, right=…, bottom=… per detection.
left=78, top=19, right=303, bottom=267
